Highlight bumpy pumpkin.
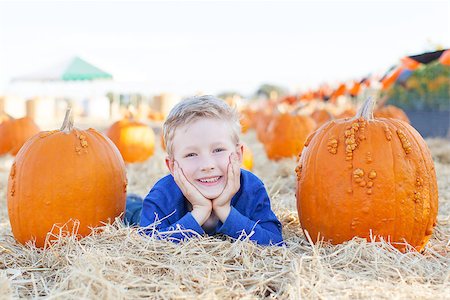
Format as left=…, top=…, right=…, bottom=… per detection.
left=374, top=105, right=410, bottom=124
left=296, top=97, right=438, bottom=252
left=0, top=117, right=40, bottom=156
left=107, top=118, right=155, bottom=163
left=265, top=113, right=316, bottom=160
left=241, top=143, right=253, bottom=171
left=7, top=108, right=127, bottom=247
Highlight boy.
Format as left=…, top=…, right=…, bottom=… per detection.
left=126, top=95, right=283, bottom=245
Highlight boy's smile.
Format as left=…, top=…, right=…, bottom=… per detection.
left=169, top=118, right=242, bottom=199
left=197, top=176, right=222, bottom=185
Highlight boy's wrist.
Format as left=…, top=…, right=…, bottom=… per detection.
left=213, top=205, right=231, bottom=223
left=191, top=207, right=211, bottom=225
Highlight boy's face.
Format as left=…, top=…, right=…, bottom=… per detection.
left=167, top=118, right=243, bottom=200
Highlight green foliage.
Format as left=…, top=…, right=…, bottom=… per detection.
left=386, top=62, right=450, bottom=111
left=255, top=83, right=288, bottom=99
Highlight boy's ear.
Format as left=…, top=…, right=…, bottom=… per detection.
left=165, top=156, right=174, bottom=174
left=236, top=143, right=244, bottom=163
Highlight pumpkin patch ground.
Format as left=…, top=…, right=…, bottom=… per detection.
left=0, top=130, right=449, bottom=298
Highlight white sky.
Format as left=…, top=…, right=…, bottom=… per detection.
left=0, top=0, right=449, bottom=96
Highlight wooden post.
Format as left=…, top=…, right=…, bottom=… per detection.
left=0, top=96, right=5, bottom=114
left=26, top=98, right=37, bottom=120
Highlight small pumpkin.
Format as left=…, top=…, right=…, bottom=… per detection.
left=264, top=112, right=316, bottom=160
left=374, top=105, right=410, bottom=124
left=239, top=110, right=252, bottom=134
left=241, top=143, right=253, bottom=171
left=335, top=108, right=357, bottom=120
left=296, top=97, right=438, bottom=252
left=255, top=108, right=273, bottom=144
left=107, top=118, right=155, bottom=163
left=0, top=116, right=40, bottom=156
left=148, top=110, right=165, bottom=122
left=311, top=109, right=333, bottom=127
left=7, top=108, right=127, bottom=247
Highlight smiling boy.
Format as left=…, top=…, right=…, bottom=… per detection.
left=127, top=95, right=283, bottom=245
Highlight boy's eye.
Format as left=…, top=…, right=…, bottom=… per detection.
left=213, top=148, right=226, bottom=153
left=184, top=153, right=197, bottom=158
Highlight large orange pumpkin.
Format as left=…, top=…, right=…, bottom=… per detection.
left=0, top=117, right=40, bottom=156
left=374, top=105, right=410, bottom=124
left=7, top=108, right=127, bottom=247
left=107, top=118, right=155, bottom=163
left=296, top=97, right=438, bottom=252
left=265, top=113, right=316, bottom=160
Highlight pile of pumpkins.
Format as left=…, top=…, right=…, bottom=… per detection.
left=241, top=100, right=411, bottom=161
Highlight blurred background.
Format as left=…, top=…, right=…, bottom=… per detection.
left=0, top=0, right=449, bottom=137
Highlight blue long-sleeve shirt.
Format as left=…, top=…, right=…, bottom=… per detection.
left=139, top=169, right=283, bottom=245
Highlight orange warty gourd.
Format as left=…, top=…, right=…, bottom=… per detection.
left=107, top=118, right=155, bottom=163
left=374, top=105, right=410, bottom=124
left=241, top=144, right=253, bottom=171
left=7, top=108, right=127, bottom=247
left=296, top=97, right=438, bottom=252
left=265, top=113, right=316, bottom=160
left=0, top=117, right=40, bottom=156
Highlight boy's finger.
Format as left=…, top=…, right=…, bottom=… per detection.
left=224, top=160, right=234, bottom=193
left=174, top=163, right=189, bottom=192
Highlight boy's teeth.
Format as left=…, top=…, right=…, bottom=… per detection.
left=199, top=176, right=220, bottom=183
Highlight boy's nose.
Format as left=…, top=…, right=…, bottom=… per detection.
left=200, top=165, right=215, bottom=172
left=199, top=157, right=216, bottom=172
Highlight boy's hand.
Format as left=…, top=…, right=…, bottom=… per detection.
left=172, top=160, right=212, bottom=225
left=212, top=152, right=241, bottom=222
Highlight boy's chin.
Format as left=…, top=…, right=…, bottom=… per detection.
left=198, top=186, right=226, bottom=200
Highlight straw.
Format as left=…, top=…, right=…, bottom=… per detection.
left=0, top=131, right=448, bottom=299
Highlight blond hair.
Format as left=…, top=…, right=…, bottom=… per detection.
left=163, top=95, right=241, bottom=156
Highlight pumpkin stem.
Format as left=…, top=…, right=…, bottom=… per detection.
left=127, top=104, right=136, bottom=120
left=60, top=106, right=74, bottom=133
left=354, top=97, right=376, bottom=120
left=274, top=104, right=284, bottom=115
left=2, top=113, right=14, bottom=120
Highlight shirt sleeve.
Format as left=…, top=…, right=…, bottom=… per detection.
left=216, top=186, right=283, bottom=246
left=139, top=188, right=205, bottom=241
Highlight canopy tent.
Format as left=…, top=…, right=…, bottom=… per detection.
left=407, top=49, right=446, bottom=65
left=12, top=56, right=113, bottom=82
left=6, top=57, right=115, bottom=123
